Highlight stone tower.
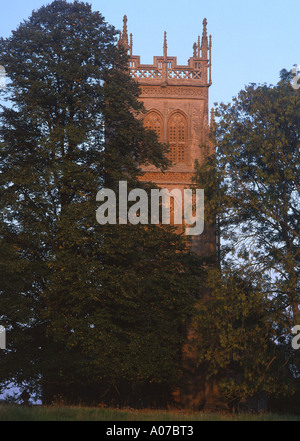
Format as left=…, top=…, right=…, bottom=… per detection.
left=119, top=16, right=215, bottom=256
left=119, top=16, right=218, bottom=409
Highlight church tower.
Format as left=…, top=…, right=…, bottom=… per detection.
left=119, top=16, right=218, bottom=409
left=119, top=16, right=215, bottom=256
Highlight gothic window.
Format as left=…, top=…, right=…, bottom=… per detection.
left=144, top=111, right=163, bottom=142
left=168, top=112, right=187, bottom=164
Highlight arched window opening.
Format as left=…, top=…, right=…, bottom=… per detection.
left=168, top=112, right=187, bottom=164
left=144, top=111, right=163, bottom=142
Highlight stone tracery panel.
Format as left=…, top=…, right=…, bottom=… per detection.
left=167, top=112, right=188, bottom=164
left=143, top=110, right=163, bottom=142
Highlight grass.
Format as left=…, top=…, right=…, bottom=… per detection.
left=0, top=405, right=300, bottom=421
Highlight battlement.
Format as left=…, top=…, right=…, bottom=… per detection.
left=119, top=16, right=212, bottom=87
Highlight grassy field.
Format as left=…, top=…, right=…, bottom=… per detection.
left=0, top=405, right=300, bottom=421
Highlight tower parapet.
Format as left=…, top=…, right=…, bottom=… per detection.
left=122, top=20, right=212, bottom=87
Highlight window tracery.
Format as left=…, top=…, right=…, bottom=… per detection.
left=144, top=111, right=163, bottom=142
left=168, top=112, right=187, bottom=164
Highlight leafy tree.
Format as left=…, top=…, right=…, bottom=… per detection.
left=0, top=0, right=201, bottom=405
left=213, top=72, right=300, bottom=326
left=192, top=70, right=300, bottom=409
left=193, top=267, right=292, bottom=410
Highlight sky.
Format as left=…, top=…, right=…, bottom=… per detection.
left=0, top=0, right=299, bottom=109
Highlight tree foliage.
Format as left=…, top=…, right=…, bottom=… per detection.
left=214, top=72, right=299, bottom=324
left=193, top=267, right=292, bottom=408
left=193, top=71, right=300, bottom=408
left=0, top=0, right=202, bottom=406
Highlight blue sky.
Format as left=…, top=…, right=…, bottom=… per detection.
left=0, top=0, right=299, bottom=109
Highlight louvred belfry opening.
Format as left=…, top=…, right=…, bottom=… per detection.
left=144, top=111, right=163, bottom=142
left=168, top=112, right=187, bottom=164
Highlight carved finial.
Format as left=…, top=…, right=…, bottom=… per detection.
left=208, top=34, right=212, bottom=84
left=201, top=18, right=208, bottom=58
left=123, top=15, right=128, bottom=43
left=202, top=18, right=208, bottom=46
left=118, top=30, right=122, bottom=46
left=193, top=42, right=197, bottom=57
left=197, top=35, right=201, bottom=57
left=163, top=31, right=168, bottom=60
left=122, top=15, right=128, bottom=47
left=130, top=33, right=133, bottom=56
left=118, top=15, right=130, bottom=51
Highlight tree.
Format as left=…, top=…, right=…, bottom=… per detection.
left=193, top=267, right=292, bottom=410
left=192, top=70, right=300, bottom=409
left=210, top=71, right=299, bottom=327
left=0, top=0, right=201, bottom=406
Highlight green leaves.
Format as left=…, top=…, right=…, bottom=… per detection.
left=193, top=71, right=300, bottom=409
left=210, top=74, right=299, bottom=322
left=193, top=267, right=290, bottom=406
left=0, top=1, right=202, bottom=406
